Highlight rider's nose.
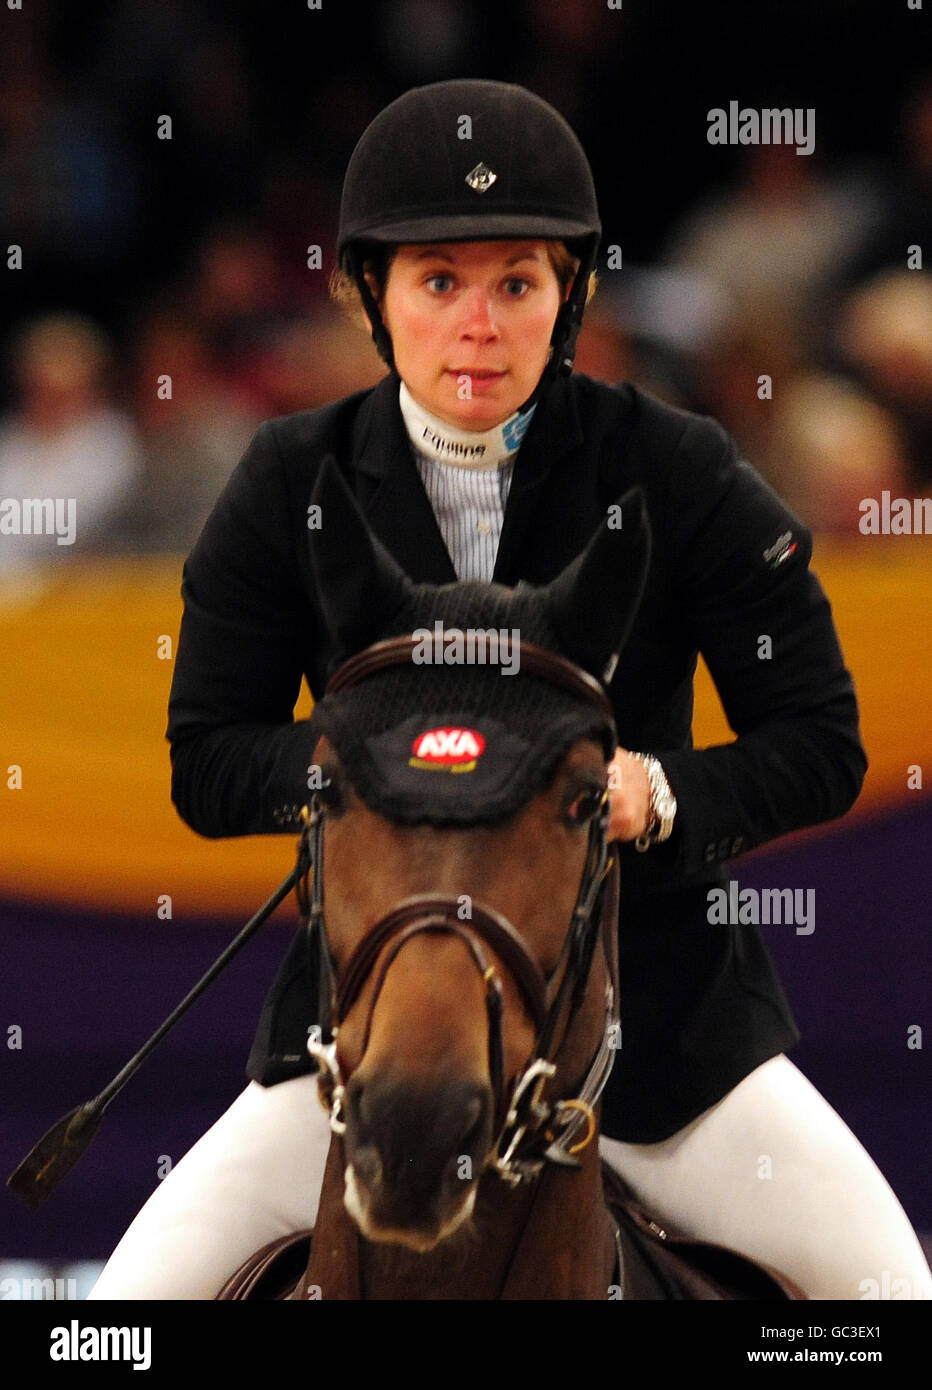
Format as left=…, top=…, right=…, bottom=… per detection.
left=459, top=288, right=499, bottom=339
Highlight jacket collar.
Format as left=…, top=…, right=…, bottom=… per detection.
left=351, top=372, right=583, bottom=586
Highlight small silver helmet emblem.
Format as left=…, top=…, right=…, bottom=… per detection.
left=465, top=162, right=498, bottom=193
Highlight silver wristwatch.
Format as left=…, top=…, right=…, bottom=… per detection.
left=630, top=753, right=677, bottom=852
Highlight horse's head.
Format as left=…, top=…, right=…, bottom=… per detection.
left=302, top=459, right=649, bottom=1252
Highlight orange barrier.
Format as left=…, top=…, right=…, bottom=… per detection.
left=1, top=537, right=929, bottom=916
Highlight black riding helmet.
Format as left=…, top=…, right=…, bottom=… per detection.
left=337, top=79, right=601, bottom=386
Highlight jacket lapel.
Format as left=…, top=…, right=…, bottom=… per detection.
left=347, top=372, right=584, bottom=588
left=493, top=375, right=583, bottom=585
left=350, top=374, right=457, bottom=584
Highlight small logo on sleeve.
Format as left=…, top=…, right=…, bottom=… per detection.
left=763, top=531, right=797, bottom=568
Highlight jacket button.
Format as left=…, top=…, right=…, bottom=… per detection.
left=731, top=835, right=744, bottom=855
left=704, top=842, right=717, bottom=863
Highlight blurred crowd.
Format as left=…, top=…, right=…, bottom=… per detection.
left=0, top=0, right=929, bottom=580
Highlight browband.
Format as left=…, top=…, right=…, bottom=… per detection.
left=325, top=634, right=614, bottom=724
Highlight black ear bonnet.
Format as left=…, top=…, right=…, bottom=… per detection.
left=310, top=581, right=618, bottom=826
left=306, top=462, right=651, bottom=827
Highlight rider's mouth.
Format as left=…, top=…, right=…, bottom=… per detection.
left=447, top=369, right=506, bottom=381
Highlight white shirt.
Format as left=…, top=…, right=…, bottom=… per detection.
left=398, top=382, right=535, bottom=582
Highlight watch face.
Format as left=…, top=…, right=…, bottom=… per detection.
left=653, top=776, right=676, bottom=838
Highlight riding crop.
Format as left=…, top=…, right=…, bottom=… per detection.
left=7, top=851, right=307, bottom=1210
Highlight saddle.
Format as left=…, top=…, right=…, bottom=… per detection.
left=216, top=1162, right=807, bottom=1301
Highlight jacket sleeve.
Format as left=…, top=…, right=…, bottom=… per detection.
left=166, top=422, right=321, bottom=838
left=648, top=415, right=867, bottom=879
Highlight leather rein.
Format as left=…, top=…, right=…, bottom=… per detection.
left=300, top=634, right=622, bottom=1185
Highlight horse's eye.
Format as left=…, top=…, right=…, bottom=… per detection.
left=564, top=787, right=604, bottom=826
left=317, top=776, right=346, bottom=816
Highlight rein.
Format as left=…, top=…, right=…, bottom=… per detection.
left=301, top=634, right=623, bottom=1186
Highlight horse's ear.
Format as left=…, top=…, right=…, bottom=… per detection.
left=309, top=455, right=414, bottom=661
left=543, top=486, right=651, bottom=684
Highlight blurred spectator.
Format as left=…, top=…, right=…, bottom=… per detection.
left=0, top=315, right=141, bottom=576
left=573, top=301, right=636, bottom=393
left=90, top=3, right=265, bottom=268
left=834, top=73, right=932, bottom=288
left=119, top=303, right=386, bottom=553
left=183, top=223, right=307, bottom=414
left=117, top=312, right=260, bottom=554
left=835, top=270, right=932, bottom=489
left=0, top=0, right=926, bottom=552
left=377, top=0, right=479, bottom=79
left=598, top=267, right=737, bottom=409
left=514, top=0, right=619, bottom=140
left=764, top=374, right=909, bottom=532
left=258, top=154, right=344, bottom=311
left=92, top=0, right=212, bottom=122
left=663, top=144, right=884, bottom=333
left=689, top=295, right=806, bottom=468
left=0, top=42, right=139, bottom=322
left=252, top=309, right=385, bottom=419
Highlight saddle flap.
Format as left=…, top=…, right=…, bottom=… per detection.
left=601, top=1163, right=808, bottom=1301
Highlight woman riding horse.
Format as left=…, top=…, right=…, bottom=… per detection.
left=89, top=79, right=930, bottom=1300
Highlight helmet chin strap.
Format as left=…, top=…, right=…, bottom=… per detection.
left=515, top=247, right=596, bottom=413
left=348, top=245, right=396, bottom=370
left=555, top=244, right=598, bottom=372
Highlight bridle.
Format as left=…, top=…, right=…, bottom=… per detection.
left=301, top=633, right=622, bottom=1186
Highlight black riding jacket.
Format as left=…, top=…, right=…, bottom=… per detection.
left=166, top=371, right=866, bottom=1142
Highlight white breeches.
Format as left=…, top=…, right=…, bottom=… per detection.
left=86, top=1055, right=930, bottom=1301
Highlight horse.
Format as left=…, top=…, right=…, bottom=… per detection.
left=219, top=460, right=805, bottom=1301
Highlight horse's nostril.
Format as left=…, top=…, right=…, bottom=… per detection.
left=455, top=1092, right=485, bottom=1155
left=462, top=1093, right=482, bottom=1135
left=344, top=1076, right=369, bottom=1133
left=450, top=1089, right=491, bottom=1175
left=352, top=1144, right=383, bottom=1190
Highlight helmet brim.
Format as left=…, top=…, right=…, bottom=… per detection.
left=341, top=213, right=598, bottom=257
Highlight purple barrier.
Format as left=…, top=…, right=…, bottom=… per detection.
left=742, top=798, right=930, bottom=1231
left=1, top=799, right=928, bottom=1264
left=0, top=901, right=297, bottom=1262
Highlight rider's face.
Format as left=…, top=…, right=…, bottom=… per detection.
left=379, top=241, right=564, bottom=430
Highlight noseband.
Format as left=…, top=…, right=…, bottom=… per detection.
left=301, top=634, right=622, bottom=1185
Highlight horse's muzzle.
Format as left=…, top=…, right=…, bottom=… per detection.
left=341, top=1072, right=492, bottom=1250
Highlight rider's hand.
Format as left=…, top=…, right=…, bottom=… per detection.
left=605, top=747, right=651, bottom=843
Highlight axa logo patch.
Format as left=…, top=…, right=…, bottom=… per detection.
left=410, top=727, right=485, bottom=773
